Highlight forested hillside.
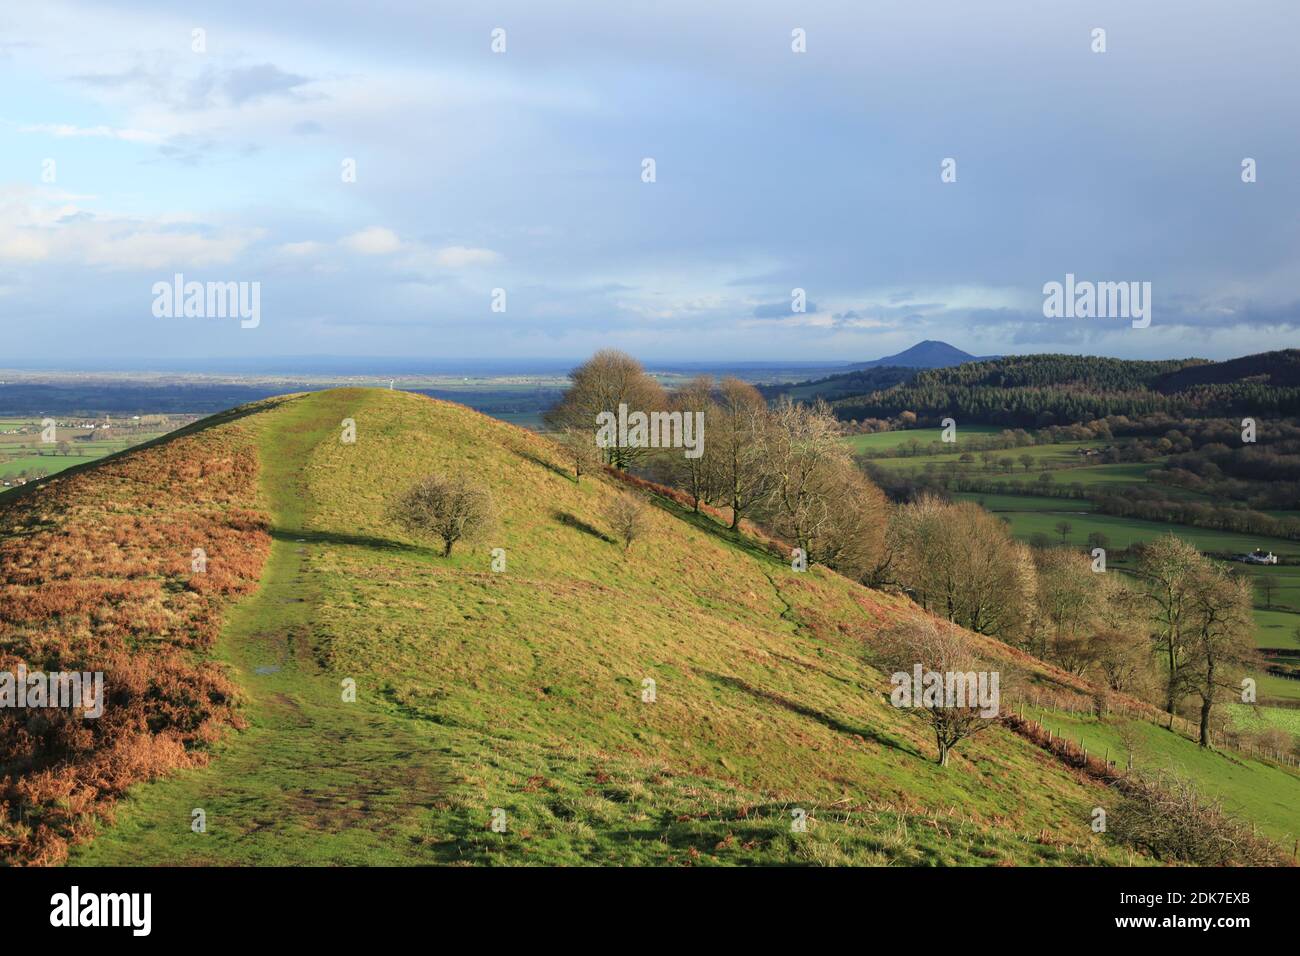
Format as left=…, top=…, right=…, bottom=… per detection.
left=832, top=353, right=1300, bottom=425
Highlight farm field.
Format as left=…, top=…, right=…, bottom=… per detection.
left=842, top=425, right=1004, bottom=453
left=1228, top=704, right=1300, bottom=737
left=856, top=438, right=1097, bottom=470
left=957, top=492, right=1094, bottom=512
left=0, top=415, right=187, bottom=491
left=1258, top=673, right=1300, bottom=701
left=849, top=430, right=1242, bottom=503
left=860, top=449, right=1170, bottom=489
left=1022, top=705, right=1300, bottom=846
left=1255, top=605, right=1300, bottom=649
left=985, top=509, right=1297, bottom=559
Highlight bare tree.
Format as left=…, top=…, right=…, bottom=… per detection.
left=664, top=375, right=716, bottom=513
left=1138, top=533, right=1202, bottom=719
left=1087, top=574, right=1151, bottom=694
left=752, top=397, right=850, bottom=564
left=1033, top=548, right=1101, bottom=674
left=810, top=464, right=889, bottom=581
left=1183, top=565, right=1256, bottom=747
left=875, top=618, right=1000, bottom=766
left=709, top=377, right=770, bottom=529
left=1092, top=627, right=1154, bottom=697
left=1258, top=575, right=1276, bottom=610
left=544, top=349, right=667, bottom=469
left=604, top=492, right=648, bottom=553
left=392, top=472, right=496, bottom=557
left=887, top=496, right=1035, bottom=646
left=551, top=425, right=601, bottom=482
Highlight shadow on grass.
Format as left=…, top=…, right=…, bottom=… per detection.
left=553, top=509, right=615, bottom=544
left=270, top=525, right=431, bottom=556
left=703, top=670, right=921, bottom=759
left=645, top=494, right=784, bottom=566
left=517, top=449, right=577, bottom=483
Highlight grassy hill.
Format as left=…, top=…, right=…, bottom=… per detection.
left=5, top=389, right=1296, bottom=865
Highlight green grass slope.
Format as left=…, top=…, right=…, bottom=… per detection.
left=70, top=389, right=1297, bottom=865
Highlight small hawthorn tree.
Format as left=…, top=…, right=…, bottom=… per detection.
left=392, top=472, right=495, bottom=557
left=604, top=492, right=648, bottom=554
left=875, top=618, right=1001, bottom=767
left=552, top=425, right=601, bottom=482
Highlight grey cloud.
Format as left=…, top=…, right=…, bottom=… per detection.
left=221, top=64, right=310, bottom=105
left=73, top=59, right=312, bottom=110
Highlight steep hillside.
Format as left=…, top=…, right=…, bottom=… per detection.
left=1153, top=348, right=1300, bottom=392
left=762, top=366, right=915, bottom=403
left=4, top=388, right=1292, bottom=865
left=0, top=407, right=271, bottom=864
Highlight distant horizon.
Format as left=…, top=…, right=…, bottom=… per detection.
left=0, top=340, right=1251, bottom=378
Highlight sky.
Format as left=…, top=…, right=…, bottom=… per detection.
left=0, top=0, right=1297, bottom=366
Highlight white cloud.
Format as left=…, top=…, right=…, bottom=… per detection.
left=340, top=235, right=503, bottom=274
left=82, top=230, right=253, bottom=270
left=0, top=234, right=50, bottom=261
left=341, top=226, right=402, bottom=255
left=277, top=240, right=326, bottom=257
left=431, top=245, right=500, bottom=268
left=0, top=186, right=258, bottom=270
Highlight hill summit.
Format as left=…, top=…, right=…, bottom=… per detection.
left=852, top=340, right=988, bottom=369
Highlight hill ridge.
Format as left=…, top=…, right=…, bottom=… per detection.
left=3, top=388, right=1293, bottom=865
